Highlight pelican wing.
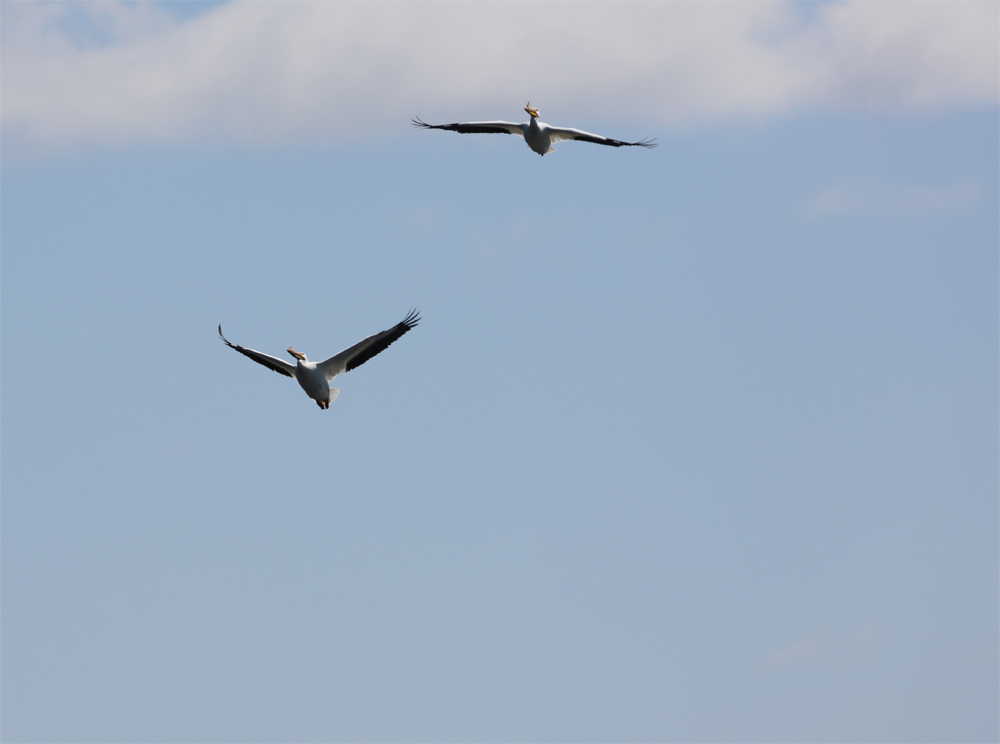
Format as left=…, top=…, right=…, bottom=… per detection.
left=547, top=126, right=656, bottom=149
left=412, top=117, right=524, bottom=136
left=218, top=325, right=296, bottom=378
left=317, top=310, right=420, bottom=381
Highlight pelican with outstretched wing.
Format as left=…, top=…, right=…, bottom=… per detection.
left=413, top=103, right=656, bottom=156
left=218, top=310, right=420, bottom=409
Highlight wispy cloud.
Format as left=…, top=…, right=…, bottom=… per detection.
left=765, top=633, right=822, bottom=668
left=765, top=622, right=882, bottom=669
left=2, top=2, right=997, bottom=151
left=802, top=177, right=982, bottom=218
left=845, top=620, right=880, bottom=646
left=398, top=208, right=439, bottom=235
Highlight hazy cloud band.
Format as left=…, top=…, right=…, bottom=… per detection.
left=2, top=1, right=997, bottom=150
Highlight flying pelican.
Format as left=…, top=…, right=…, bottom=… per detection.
left=412, top=103, right=656, bottom=156
left=218, top=310, right=420, bottom=409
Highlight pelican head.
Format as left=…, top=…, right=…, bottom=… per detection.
left=524, top=103, right=539, bottom=118
left=287, top=347, right=306, bottom=362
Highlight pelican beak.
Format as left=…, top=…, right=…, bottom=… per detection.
left=287, top=347, right=304, bottom=361
left=524, top=103, right=539, bottom=118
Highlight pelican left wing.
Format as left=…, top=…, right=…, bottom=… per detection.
left=547, top=126, right=657, bottom=149
left=318, top=310, right=420, bottom=381
left=412, top=117, right=524, bottom=136
left=218, top=325, right=297, bottom=378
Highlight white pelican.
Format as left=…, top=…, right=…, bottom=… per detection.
left=412, top=103, right=656, bottom=156
left=218, top=310, right=420, bottom=409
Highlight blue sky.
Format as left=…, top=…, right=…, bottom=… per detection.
left=2, top=3, right=998, bottom=742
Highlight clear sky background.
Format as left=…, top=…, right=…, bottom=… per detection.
left=2, top=3, right=997, bottom=743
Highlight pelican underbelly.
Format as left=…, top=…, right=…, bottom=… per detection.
left=295, top=363, right=329, bottom=403
left=524, top=121, right=552, bottom=155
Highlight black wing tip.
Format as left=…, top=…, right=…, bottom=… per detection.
left=218, top=324, right=233, bottom=346
left=611, top=137, right=658, bottom=148
left=614, top=137, right=656, bottom=148
left=412, top=117, right=433, bottom=129
left=402, top=308, right=421, bottom=329
left=344, top=309, right=421, bottom=373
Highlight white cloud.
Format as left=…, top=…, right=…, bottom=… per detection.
left=2, top=1, right=997, bottom=150
left=802, top=177, right=982, bottom=218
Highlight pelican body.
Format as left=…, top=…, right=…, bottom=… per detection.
left=286, top=349, right=338, bottom=409
left=218, top=310, right=419, bottom=409
left=413, top=103, right=656, bottom=156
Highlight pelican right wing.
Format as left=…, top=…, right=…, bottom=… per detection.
left=218, top=325, right=297, bottom=378
left=318, top=310, right=420, bottom=381
left=547, top=126, right=657, bottom=149
left=412, top=117, right=524, bottom=136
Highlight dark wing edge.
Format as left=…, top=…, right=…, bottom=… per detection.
left=412, top=117, right=516, bottom=135
left=570, top=133, right=657, bottom=148
left=218, top=325, right=295, bottom=378
left=345, top=309, right=421, bottom=372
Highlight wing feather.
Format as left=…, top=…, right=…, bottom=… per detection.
left=318, top=310, right=420, bottom=381
left=218, top=325, right=296, bottom=378
left=546, top=126, right=656, bottom=148
left=412, top=117, right=524, bottom=136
